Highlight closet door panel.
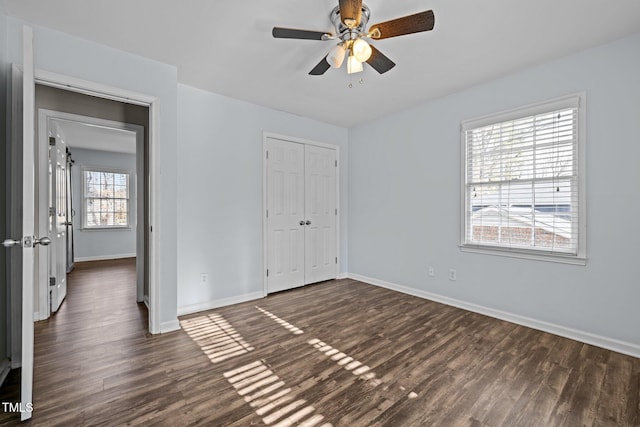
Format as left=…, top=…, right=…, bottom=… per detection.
left=304, top=145, right=337, bottom=284
left=266, top=138, right=305, bottom=292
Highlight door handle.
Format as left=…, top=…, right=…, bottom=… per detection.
left=64, top=221, right=72, bottom=226
left=34, top=237, right=51, bottom=246
left=2, top=239, right=21, bottom=248
left=2, top=236, right=50, bottom=247
left=305, top=220, right=311, bottom=225
left=299, top=220, right=305, bottom=226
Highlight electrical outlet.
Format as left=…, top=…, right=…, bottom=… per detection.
left=201, top=274, right=208, bottom=284
left=428, top=267, right=435, bottom=277
left=448, top=269, right=457, bottom=281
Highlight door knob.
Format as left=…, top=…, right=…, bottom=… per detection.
left=299, top=220, right=305, bottom=226
left=2, top=239, right=21, bottom=248
left=34, top=237, right=51, bottom=246
left=64, top=221, right=72, bottom=226
left=305, top=220, right=311, bottom=225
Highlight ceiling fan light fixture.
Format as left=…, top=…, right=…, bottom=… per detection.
left=326, top=43, right=347, bottom=68
left=347, top=52, right=363, bottom=74
left=352, top=38, right=372, bottom=62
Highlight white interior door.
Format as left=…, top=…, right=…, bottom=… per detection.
left=304, top=145, right=337, bottom=284
left=265, top=137, right=337, bottom=294
left=48, top=127, right=68, bottom=313
left=20, top=25, right=37, bottom=422
left=266, top=138, right=305, bottom=293
left=1, top=26, right=39, bottom=421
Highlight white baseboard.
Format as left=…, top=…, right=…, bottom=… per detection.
left=159, top=319, right=181, bottom=334
left=177, top=292, right=265, bottom=317
left=337, top=272, right=349, bottom=280
left=75, top=253, right=136, bottom=262
left=0, top=358, right=10, bottom=387
left=349, top=273, right=640, bottom=359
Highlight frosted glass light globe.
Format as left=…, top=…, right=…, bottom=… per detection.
left=352, top=38, right=372, bottom=62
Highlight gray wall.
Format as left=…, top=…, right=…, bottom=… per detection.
left=0, top=2, right=9, bottom=369
left=348, top=33, right=640, bottom=351
left=176, top=84, right=349, bottom=313
left=6, top=17, right=179, bottom=331
left=35, top=85, right=149, bottom=129
left=70, top=148, right=137, bottom=261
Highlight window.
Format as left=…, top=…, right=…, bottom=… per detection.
left=461, top=94, right=586, bottom=264
left=83, top=168, right=130, bottom=229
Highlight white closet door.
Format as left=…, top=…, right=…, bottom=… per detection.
left=266, top=138, right=305, bottom=293
left=304, top=145, right=337, bottom=284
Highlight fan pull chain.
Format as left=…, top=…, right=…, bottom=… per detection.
left=348, top=77, right=365, bottom=88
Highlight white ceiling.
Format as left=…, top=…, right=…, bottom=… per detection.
left=53, top=119, right=137, bottom=154
left=4, top=0, right=640, bottom=127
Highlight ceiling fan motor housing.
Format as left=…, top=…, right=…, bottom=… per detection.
left=330, top=4, right=371, bottom=42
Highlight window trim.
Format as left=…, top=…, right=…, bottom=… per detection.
left=459, top=93, right=587, bottom=265
left=82, top=166, right=132, bottom=230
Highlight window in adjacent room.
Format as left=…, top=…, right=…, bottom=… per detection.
left=460, top=93, right=586, bottom=264
left=83, top=168, right=130, bottom=229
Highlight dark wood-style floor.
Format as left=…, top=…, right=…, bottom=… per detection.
left=0, top=260, right=638, bottom=426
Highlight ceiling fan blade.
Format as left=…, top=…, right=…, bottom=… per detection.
left=309, top=56, right=331, bottom=75
left=369, top=10, right=435, bottom=40
left=339, top=0, right=363, bottom=27
left=272, top=27, right=331, bottom=41
left=366, top=45, right=396, bottom=74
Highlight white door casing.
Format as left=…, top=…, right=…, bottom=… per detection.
left=264, top=134, right=338, bottom=294
left=34, top=70, right=161, bottom=333
left=48, top=125, right=68, bottom=313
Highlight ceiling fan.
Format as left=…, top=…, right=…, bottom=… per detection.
left=272, top=0, right=435, bottom=76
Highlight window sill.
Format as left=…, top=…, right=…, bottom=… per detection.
left=81, top=227, right=132, bottom=232
left=460, top=244, right=587, bottom=266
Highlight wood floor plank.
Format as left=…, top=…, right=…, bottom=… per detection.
left=0, top=261, right=638, bottom=425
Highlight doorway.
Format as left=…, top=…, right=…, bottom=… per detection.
left=36, top=108, right=146, bottom=319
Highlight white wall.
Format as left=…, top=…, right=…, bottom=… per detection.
left=177, top=84, right=348, bottom=313
left=70, top=148, right=137, bottom=261
left=6, top=18, right=179, bottom=329
left=348, top=33, right=640, bottom=353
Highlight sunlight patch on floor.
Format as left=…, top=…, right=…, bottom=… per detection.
left=180, top=313, right=254, bottom=363
left=256, top=306, right=304, bottom=334
left=224, top=360, right=332, bottom=427
left=308, top=338, right=378, bottom=383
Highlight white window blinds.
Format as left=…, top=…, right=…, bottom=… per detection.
left=461, top=94, right=585, bottom=261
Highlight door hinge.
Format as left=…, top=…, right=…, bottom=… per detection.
left=335, top=208, right=337, bottom=216
left=335, top=257, right=338, bottom=264
left=266, top=210, right=269, bottom=218
left=266, top=151, right=269, bottom=159
left=49, top=207, right=56, bottom=216
left=266, top=269, right=269, bottom=277
left=335, top=160, right=337, bottom=167
left=49, top=137, right=56, bottom=146
left=49, top=277, right=55, bottom=286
